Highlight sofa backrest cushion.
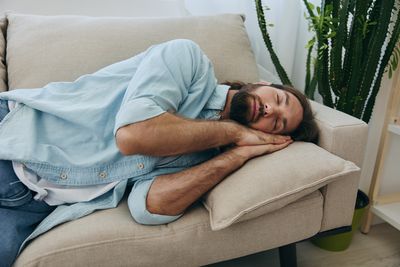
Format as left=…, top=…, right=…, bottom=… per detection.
left=0, top=17, right=7, bottom=92
left=5, top=13, right=259, bottom=90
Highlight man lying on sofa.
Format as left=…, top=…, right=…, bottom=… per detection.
left=0, top=39, right=318, bottom=266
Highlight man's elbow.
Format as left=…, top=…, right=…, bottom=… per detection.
left=115, top=126, right=142, bottom=155
left=146, top=195, right=182, bottom=216
left=128, top=193, right=184, bottom=225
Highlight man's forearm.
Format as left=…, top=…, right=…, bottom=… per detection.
left=116, top=112, right=242, bottom=157
left=146, top=149, right=247, bottom=216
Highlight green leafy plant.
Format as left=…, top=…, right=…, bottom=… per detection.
left=255, top=0, right=400, bottom=123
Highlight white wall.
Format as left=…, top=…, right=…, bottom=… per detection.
left=359, top=76, right=394, bottom=225
left=358, top=75, right=393, bottom=193
left=0, top=0, right=188, bottom=17
left=1, top=0, right=396, bottom=225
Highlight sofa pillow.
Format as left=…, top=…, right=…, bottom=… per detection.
left=6, top=13, right=259, bottom=90
left=0, top=16, right=7, bottom=92
left=202, top=142, right=359, bottom=231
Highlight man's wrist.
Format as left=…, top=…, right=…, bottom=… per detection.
left=222, top=147, right=249, bottom=167
left=221, top=120, right=244, bottom=145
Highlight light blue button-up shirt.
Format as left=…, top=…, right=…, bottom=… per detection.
left=0, top=39, right=230, bottom=253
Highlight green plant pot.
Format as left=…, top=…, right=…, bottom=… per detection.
left=311, top=190, right=369, bottom=251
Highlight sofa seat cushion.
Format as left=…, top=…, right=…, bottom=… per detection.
left=202, top=142, right=359, bottom=231
left=5, top=13, right=259, bottom=90
left=15, top=190, right=323, bottom=267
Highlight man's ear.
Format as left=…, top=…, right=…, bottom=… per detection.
left=254, top=80, right=272, bottom=86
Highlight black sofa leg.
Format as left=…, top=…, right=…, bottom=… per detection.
left=279, top=243, right=297, bottom=267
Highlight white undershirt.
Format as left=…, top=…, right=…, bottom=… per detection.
left=8, top=100, right=118, bottom=206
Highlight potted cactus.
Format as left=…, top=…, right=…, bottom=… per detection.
left=255, top=0, right=398, bottom=250
left=255, top=0, right=400, bottom=123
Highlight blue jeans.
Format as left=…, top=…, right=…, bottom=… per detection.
left=0, top=99, right=56, bottom=267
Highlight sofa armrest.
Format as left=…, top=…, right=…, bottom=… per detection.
left=310, top=101, right=368, bottom=231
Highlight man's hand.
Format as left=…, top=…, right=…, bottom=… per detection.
left=229, top=139, right=293, bottom=163
left=235, top=126, right=292, bottom=147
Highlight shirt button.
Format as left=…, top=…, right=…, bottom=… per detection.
left=137, top=163, right=144, bottom=169
left=60, top=173, right=68, bottom=179
left=99, top=171, right=107, bottom=179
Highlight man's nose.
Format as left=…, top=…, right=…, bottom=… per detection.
left=263, top=103, right=275, bottom=117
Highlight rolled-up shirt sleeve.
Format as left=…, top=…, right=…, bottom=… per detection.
left=114, top=98, right=166, bottom=134
left=113, top=39, right=218, bottom=136
left=128, top=178, right=184, bottom=225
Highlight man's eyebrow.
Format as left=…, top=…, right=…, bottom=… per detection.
left=282, top=92, right=289, bottom=132
left=285, top=92, right=289, bottom=106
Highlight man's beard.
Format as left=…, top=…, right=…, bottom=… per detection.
left=229, top=90, right=254, bottom=125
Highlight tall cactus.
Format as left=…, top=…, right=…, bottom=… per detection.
left=303, top=1, right=318, bottom=99
left=362, top=4, right=400, bottom=122
left=255, top=0, right=293, bottom=86
left=354, top=0, right=395, bottom=118
left=316, top=0, right=334, bottom=108
left=330, top=0, right=349, bottom=97
left=343, top=0, right=369, bottom=115
left=257, top=0, right=400, bottom=123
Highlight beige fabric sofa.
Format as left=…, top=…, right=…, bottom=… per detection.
left=0, top=13, right=368, bottom=267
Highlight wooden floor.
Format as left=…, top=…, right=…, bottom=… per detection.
left=205, top=223, right=400, bottom=267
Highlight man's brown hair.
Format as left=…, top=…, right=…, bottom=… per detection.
left=223, top=81, right=319, bottom=144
